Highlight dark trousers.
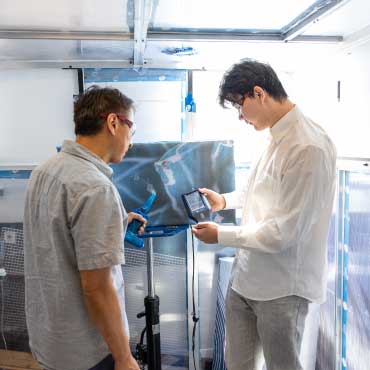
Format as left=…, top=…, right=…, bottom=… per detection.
left=43, top=355, right=115, bottom=370
left=88, top=355, right=115, bottom=370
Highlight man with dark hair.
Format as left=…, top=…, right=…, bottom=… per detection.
left=193, top=59, right=336, bottom=370
left=24, top=86, right=144, bottom=370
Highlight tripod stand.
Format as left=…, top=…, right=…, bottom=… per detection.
left=136, top=237, right=161, bottom=370
left=135, top=225, right=188, bottom=370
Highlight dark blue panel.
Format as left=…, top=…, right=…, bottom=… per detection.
left=111, top=141, right=236, bottom=227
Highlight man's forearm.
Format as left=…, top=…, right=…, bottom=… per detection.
left=83, top=281, right=131, bottom=362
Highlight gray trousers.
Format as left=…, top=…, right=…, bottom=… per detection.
left=225, top=288, right=309, bottom=370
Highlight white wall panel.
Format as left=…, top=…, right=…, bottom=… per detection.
left=0, top=69, right=77, bottom=165
left=85, top=80, right=183, bottom=143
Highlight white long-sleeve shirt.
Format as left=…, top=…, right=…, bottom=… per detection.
left=218, top=106, right=336, bottom=303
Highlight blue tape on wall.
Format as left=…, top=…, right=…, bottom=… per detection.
left=84, top=68, right=187, bottom=83
left=0, top=170, right=32, bottom=179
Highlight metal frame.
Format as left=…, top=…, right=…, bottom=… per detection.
left=133, top=0, right=154, bottom=67
left=0, top=29, right=342, bottom=43
left=0, top=0, right=354, bottom=69
left=0, top=61, right=134, bottom=70
left=0, top=30, right=133, bottom=40
left=282, top=0, right=349, bottom=41
left=147, top=30, right=342, bottom=43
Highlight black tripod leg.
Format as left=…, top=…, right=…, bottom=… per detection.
left=145, top=295, right=161, bottom=370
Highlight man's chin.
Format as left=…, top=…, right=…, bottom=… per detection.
left=111, top=154, right=125, bottom=164
left=253, top=124, right=265, bottom=131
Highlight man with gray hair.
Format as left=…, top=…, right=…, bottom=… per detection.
left=24, top=86, right=145, bottom=370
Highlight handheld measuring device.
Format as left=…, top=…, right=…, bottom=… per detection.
left=182, top=190, right=212, bottom=223
left=125, top=192, right=156, bottom=248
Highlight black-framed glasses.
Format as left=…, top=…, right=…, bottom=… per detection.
left=229, top=94, right=248, bottom=111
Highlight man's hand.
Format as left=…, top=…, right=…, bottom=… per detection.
left=192, top=222, right=219, bottom=244
left=127, top=212, right=147, bottom=234
left=198, top=188, right=226, bottom=212
left=115, top=354, right=140, bottom=370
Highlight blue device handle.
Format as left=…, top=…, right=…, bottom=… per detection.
left=128, top=218, right=146, bottom=233
left=125, top=193, right=156, bottom=248
left=127, top=192, right=156, bottom=232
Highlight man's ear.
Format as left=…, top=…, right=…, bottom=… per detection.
left=253, top=86, right=265, bottom=101
left=106, top=113, right=118, bottom=136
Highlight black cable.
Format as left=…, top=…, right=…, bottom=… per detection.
left=140, top=327, right=146, bottom=345
left=191, top=230, right=199, bottom=370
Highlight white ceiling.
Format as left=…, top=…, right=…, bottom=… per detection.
left=0, top=0, right=131, bottom=31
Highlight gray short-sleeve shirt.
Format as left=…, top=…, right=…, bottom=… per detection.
left=24, top=140, right=128, bottom=370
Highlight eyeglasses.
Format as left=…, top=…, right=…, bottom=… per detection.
left=230, top=95, right=247, bottom=111
left=101, top=113, right=136, bottom=136
left=115, top=113, right=136, bottom=136
left=231, top=101, right=243, bottom=111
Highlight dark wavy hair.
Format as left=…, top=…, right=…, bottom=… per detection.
left=219, top=59, right=288, bottom=107
left=74, top=85, right=134, bottom=136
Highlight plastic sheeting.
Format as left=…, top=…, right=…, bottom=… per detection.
left=316, top=171, right=370, bottom=370
left=315, top=212, right=337, bottom=370
left=111, top=141, right=236, bottom=226
left=212, top=257, right=233, bottom=370
left=346, top=173, right=370, bottom=370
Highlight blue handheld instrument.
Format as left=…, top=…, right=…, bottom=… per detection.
left=125, top=192, right=156, bottom=248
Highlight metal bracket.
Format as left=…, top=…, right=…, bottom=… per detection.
left=133, top=0, right=153, bottom=67
left=282, top=0, right=349, bottom=41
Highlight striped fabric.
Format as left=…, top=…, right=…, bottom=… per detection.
left=212, top=257, right=234, bottom=370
